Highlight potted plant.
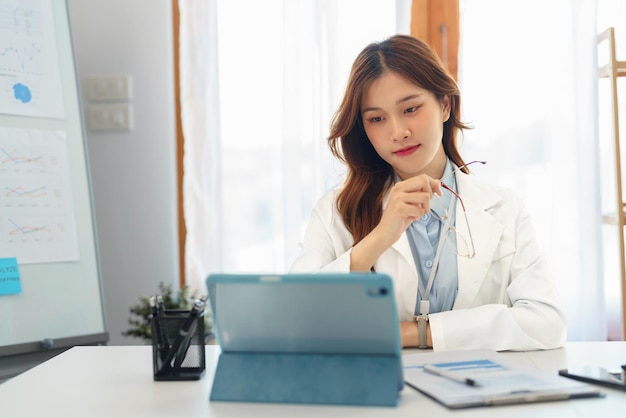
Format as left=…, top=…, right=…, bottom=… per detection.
left=123, top=281, right=213, bottom=343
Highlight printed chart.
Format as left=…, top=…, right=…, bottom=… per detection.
left=0, top=0, right=65, bottom=118
left=0, top=127, right=78, bottom=263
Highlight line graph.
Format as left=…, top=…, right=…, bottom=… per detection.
left=1, top=146, right=44, bottom=166
left=0, top=128, right=64, bottom=175
left=8, top=217, right=51, bottom=236
left=1, top=181, right=59, bottom=208
left=5, top=185, right=47, bottom=198
left=0, top=127, right=78, bottom=263
left=3, top=216, right=72, bottom=248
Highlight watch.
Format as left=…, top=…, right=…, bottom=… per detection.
left=414, top=314, right=429, bottom=349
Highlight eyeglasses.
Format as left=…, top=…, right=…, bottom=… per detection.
left=430, top=161, right=486, bottom=259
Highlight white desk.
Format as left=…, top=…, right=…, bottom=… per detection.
left=0, top=342, right=624, bottom=417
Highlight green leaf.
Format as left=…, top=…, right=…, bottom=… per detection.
left=123, top=281, right=212, bottom=343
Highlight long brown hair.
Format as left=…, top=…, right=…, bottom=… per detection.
left=328, top=34, right=471, bottom=244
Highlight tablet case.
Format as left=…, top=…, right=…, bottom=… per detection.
left=205, top=272, right=403, bottom=407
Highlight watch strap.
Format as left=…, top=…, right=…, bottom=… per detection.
left=414, top=314, right=429, bottom=349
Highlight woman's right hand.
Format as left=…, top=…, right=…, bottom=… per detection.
left=376, top=174, right=442, bottom=246
left=350, top=174, right=441, bottom=271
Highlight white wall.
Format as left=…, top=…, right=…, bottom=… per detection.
left=67, top=0, right=179, bottom=345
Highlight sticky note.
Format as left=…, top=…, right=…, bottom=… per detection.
left=0, top=257, right=22, bottom=295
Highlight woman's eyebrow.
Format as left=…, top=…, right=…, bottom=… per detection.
left=396, top=93, right=423, bottom=104
left=361, top=93, right=424, bottom=113
left=361, top=106, right=380, bottom=114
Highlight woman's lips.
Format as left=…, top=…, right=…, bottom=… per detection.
left=394, top=145, right=419, bottom=157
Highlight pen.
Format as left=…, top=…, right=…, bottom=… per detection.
left=423, top=363, right=480, bottom=387
left=153, top=295, right=170, bottom=362
left=172, top=299, right=204, bottom=370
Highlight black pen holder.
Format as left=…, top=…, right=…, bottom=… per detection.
left=150, top=309, right=206, bottom=381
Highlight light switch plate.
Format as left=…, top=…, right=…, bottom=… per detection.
left=85, top=75, right=133, bottom=101
left=87, top=104, right=133, bottom=131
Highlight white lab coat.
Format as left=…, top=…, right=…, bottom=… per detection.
left=290, top=170, right=567, bottom=351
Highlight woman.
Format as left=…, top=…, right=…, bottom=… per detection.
left=290, top=34, right=566, bottom=351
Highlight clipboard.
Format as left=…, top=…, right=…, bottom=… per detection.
left=205, top=272, right=403, bottom=406
left=402, top=349, right=605, bottom=409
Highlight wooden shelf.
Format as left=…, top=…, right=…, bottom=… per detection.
left=602, top=212, right=626, bottom=225
left=598, top=26, right=626, bottom=339
left=602, top=203, right=626, bottom=225
left=598, top=62, right=626, bottom=78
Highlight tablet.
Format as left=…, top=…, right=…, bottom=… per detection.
left=205, top=272, right=403, bottom=406
left=559, top=366, right=626, bottom=391
left=205, top=272, right=401, bottom=356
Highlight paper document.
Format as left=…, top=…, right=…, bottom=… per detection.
left=403, top=349, right=604, bottom=409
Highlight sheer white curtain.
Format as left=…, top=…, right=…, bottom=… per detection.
left=179, top=0, right=409, bottom=292
left=178, top=0, right=223, bottom=293
left=459, top=0, right=605, bottom=341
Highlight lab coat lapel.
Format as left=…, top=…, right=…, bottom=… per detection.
left=454, top=172, right=504, bottom=308
left=390, top=233, right=416, bottom=271
left=380, top=187, right=419, bottom=272
left=377, top=189, right=419, bottom=317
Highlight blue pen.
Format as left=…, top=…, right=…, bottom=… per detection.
left=423, top=363, right=480, bottom=387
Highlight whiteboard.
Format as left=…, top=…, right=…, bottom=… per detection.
left=0, top=0, right=107, bottom=356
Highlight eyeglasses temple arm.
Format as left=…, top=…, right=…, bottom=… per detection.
left=440, top=182, right=466, bottom=212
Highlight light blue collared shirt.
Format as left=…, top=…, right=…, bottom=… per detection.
left=405, top=160, right=459, bottom=314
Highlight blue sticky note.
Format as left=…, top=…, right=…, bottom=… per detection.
left=0, top=258, right=21, bottom=295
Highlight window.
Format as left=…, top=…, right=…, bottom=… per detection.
left=180, top=0, right=408, bottom=287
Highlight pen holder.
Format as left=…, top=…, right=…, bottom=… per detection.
left=151, top=309, right=206, bottom=381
